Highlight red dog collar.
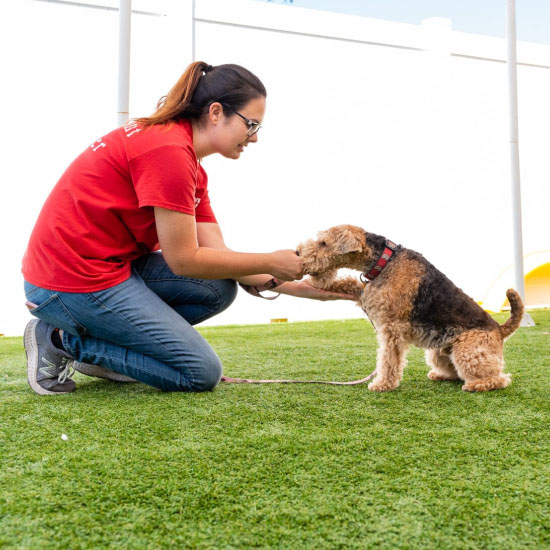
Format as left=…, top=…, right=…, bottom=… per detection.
left=363, top=240, right=398, bottom=281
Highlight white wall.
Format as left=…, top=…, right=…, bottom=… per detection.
left=1, top=0, right=548, bottom=334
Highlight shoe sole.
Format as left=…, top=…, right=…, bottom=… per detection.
left=73, top=362, right=137, bottom=383
left=24, top=319, right=69, bottom=396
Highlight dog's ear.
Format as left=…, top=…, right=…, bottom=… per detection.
left=335, top=230, right=363, bottom=255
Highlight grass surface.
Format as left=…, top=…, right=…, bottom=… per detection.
left=1, top=311, right=550, bottom=549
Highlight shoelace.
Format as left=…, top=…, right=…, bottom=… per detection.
left=58, top=358, right=75, bottom=384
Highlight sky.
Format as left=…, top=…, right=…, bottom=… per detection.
left=258, top=0, right=550, bottom=44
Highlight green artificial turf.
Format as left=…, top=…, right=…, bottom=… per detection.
left=1, top=311, right=549, bottom=549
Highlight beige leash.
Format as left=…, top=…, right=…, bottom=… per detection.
left=220, top=370, right=376, bottom=385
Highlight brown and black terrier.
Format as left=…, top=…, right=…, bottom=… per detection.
left=297, top=225, right=524, bottom=392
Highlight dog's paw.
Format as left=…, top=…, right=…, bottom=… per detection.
left=331, top=276, right=364, bottom=299
left=368, top=379, right=399, bottom=392
left=427, top=370, right=460, bottom=382
left=306, top=271, right=337, bottom=290
left=310, top=275, right=363, bottom=299
left=462, top=374, right=512, bottom=392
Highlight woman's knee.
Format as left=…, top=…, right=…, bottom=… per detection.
left=181, top=344, right=223, bottom=392
left=185, top=352, right=223, bottom=392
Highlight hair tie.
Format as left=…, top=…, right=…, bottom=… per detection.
left=203, top=64, right=214, bottom=74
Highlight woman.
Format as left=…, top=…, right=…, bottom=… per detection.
left=22, top=61, right=352, bottom=395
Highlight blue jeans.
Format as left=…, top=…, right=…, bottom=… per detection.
left=24, top=252, right=238, bottom=392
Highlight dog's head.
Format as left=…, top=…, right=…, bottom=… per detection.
left=296, top=225, right=367, bottom=275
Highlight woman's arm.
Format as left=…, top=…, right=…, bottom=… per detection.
left=155, top=208, right=302, bottom=281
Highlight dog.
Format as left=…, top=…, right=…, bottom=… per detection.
left=296, top=225, right=524, bottom=392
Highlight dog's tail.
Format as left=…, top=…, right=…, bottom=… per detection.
left=498, top=289, right=525, bottom=339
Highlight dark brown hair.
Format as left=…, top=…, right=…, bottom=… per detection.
left=135, top=61, right=266, bottom=127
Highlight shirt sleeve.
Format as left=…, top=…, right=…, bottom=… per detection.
left=195, top=165, right=217, bottom=223
left=129, top=144, right=199, bottom=215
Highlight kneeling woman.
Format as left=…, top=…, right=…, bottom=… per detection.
left=22, top=61, right=351, bottom=395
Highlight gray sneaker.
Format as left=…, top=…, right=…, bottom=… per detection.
left=73, top=362, right=137, bottom=383
left=24, top=319, right=76, bottom=395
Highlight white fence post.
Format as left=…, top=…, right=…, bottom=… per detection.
left=506, top=0, right=535, bottom=326
left=117, top=0, right=132, bottom=127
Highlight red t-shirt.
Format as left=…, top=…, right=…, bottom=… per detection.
left=22, top=120, right=217, bottom=292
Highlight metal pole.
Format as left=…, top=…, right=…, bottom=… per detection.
left=191, top=0, right=196, bottom=61
left=506, top=0, right=535, bottom=326
left=117, top=0, right=131, bottom=126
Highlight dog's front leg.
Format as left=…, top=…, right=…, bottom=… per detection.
left=307, top=269, right=338, bottom=290
left=369, top=330, right=408, bottom=392
left=308, top=274, right=363, bottom=300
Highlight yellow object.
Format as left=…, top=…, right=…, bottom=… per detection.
left=481, top=251, right=550, bottom=312
left=270, top=318, right=288, bottom=323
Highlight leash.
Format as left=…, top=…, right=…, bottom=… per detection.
left=221, top=369, right=377, bottom=385
left=238, top=277, right=283, bottom=300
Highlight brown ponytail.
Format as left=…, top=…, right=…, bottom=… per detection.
left=135, top=61, right=266, bottom=127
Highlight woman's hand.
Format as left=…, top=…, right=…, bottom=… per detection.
left=267, top=249, right=304, bottom=281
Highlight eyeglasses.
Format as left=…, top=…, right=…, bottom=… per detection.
left=233, top=111, right=262, bottom=137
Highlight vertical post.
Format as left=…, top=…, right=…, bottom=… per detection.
left=191, top=0, right=196, bottom=62
left=506, top=0, right=534, bottom=326
left=117, top=0, right=131, bottom=127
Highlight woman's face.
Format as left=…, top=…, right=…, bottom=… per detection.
left=209, top=96, right=266, bottom=160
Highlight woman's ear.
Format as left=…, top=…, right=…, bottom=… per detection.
left=208, top=102, right=224, bottom=125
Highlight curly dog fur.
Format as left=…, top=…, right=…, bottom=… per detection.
left=297, top=225, right=524, bottom=392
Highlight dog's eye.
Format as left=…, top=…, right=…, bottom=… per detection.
left=319, top=241, right=327, bottom=248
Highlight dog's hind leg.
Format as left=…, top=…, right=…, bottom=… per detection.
left=425, top=349, right=460, bottom=382
left=451, top=330, right=511, bottom=392
left=369, top=328, right=409, bottom=392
